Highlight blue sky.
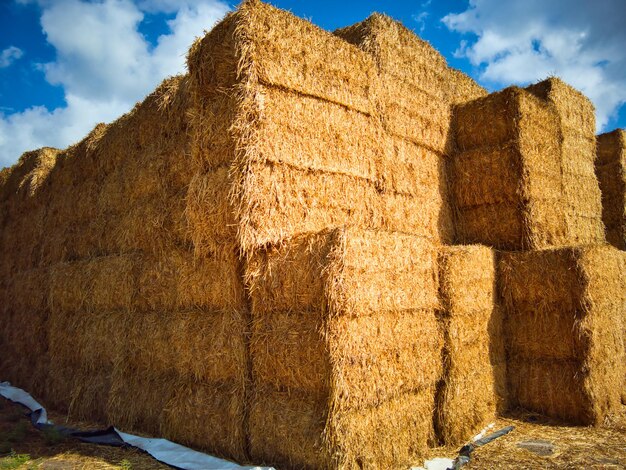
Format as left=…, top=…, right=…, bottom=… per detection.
left=0, top=0, right=625, bottom=167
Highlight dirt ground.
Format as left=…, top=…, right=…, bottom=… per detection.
left=1, top=396, right=625, bottom=469
left=426, top=407, right=626, bottom=469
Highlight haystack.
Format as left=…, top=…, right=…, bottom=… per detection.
left=436, top=245, right=505, bottom=445
left=451, top=80, right=605, bottom=249
left=499, top=245, right=625, bottom=424
left=246, top=227, right=441, bottom=469
left=596, top=129, right=626, bottom=250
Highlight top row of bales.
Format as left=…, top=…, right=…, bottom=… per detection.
left=450, top=78, right=606, bottom=251
left=186, top=1, right=489, bottom=262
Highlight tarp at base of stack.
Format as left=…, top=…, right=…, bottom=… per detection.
left=246, top=228, right=442, bottom=469
left=435, top=245, right=505, bottom=446
left=499, top=245, right=625, bottom=424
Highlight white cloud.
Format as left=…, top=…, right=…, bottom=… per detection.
left=443, top=0, right=626, bottom=131
left=0, top=47, right=24, bottom=68
left=0, top=0, right=229, bottom=167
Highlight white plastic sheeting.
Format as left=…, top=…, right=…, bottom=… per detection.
left=0, top=382, right=273, bottom=470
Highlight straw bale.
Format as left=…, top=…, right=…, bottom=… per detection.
left=596, top=129, right=626, bottom=249
left=123, top=309, right=247, bottom=384
left=251, top=310, right=442, bottom=406
left=249, top=386, right=435, bottom=469
left=161, top=380, right=247, bottom=462
left=448, top=68, right=488, bottom=105
left=436, top=245, right=504, bottom=445
left=452, top=87, right=575, bottom=249
left=67, top=366, right=113, bottom=423
left=0, top=269, right=50, bottom=397
left=334, top=13, right=448, bottom=91
left=246, top=228, right=439, bottom=316
left=247, top=227, right=441, bottom=467
left=115, top=190, right=190, bottom=255
left=499, top=245, right=625, bottom=424
left=235, top=163, right=381, bottom=251
left=335, top=14, right=454, bottom=154
left=527, top=78, right=605, bottom=246
left=526, top=77, right=595, bottom=137
left=49, top=255, right=136, bottom=315
left=188, top=2, right=376, bottom=115
left=106, top=366, right=177, bottom=436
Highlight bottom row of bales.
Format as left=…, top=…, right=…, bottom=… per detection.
left=1, top=228, right=624, bottom=469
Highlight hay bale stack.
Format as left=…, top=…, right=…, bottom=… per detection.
left=43, top=249, right=249, bottom=460
left=499, top=245, right=625, bottom=424
left=335, top=15, right=489, bottom=244
left=246, top=228, right=442, bottom=469
left=452, top=83, right=604, bottom=249
left=526, top=78, right=605, bottom=245
left=187, top=1, right=456, bottom=254
left=596, top=129, right=626, bottom=250
left=436, top=245, right=505, bottom=446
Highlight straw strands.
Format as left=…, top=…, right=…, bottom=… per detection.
left=435, top=245, right=505, bottom=445
left=499, top=245, right=625, bottom=424
left=596, top=129, right=626, bottom=250
left=1, top=1, right=625, bottom=469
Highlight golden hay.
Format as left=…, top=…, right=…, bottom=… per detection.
left=435, top=245, right=505, bottom=445
left=596, top=128, right=626, bottom=250
left=161, top=380, right=247, bottom=462
left=187, top=0, right=455, bottom=251
left=247, top=227, right=442, bottom=468
left=250, top=386, right=436, bottom=470
left=526, top=78, right=605, bottom=245
left=499, top=245, right=625, bottom=424
left=452, top=83, right=604, bottom=249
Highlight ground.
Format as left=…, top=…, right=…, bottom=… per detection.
left=426, top=407, right=626, bottom=469
left=1, top=397, right=625, bottom=469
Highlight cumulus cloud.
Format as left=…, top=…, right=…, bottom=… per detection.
left=0, top=0, right=229, bottom=167
left=443, top=0, right=626, bottom=130
left=0, top=46, right=24, bottom=68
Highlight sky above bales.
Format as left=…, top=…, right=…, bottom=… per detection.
left=0, top=0, right=625, bottom=167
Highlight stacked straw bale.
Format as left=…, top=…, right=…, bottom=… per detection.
left=451, top=80, right=605, bottom=249
left=499, top=245, right=625, bottom=424
left=596, top=129, right=626, bottom=250
left=435, top=245, right=505, bottom=446
left=526, top=78, right=605, bottom=245
left=246, top=228, right=442, bottom=469
left=0, top=70, right=249, bottom=461
left=335, top=14, right=487, bottom=245
left=4, top=0, right=623, bottom=467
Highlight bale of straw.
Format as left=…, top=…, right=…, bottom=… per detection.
left=452, top=86, right=573, bottom=249
left=107, top=366, right=177, bottom=437
left=0, top=268, right=50, bottom=396
left=499, top=245, right=625, bottom=424
left=186, top=1, right=454, bottom=252
left=596, top=129, right=626, bottom=250
left=435, top=245, right=505, bottom=446
left=122, top=309, right=247, bottom=384
left=250, top=385, right=436, bottom=469
left=526, top=78, right=605, bottom=245
left=161, top=380, right=247, bottom=462
left=247, top=227, right=442, bottom=468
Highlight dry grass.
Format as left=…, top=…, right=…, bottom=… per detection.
left=435, top=245, right=505, bottom=446
left=452, top=80, right=605, bottom=249
left=596, top=128, right=626, bottom=250
left=499, top=245, right=625, bottom=424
